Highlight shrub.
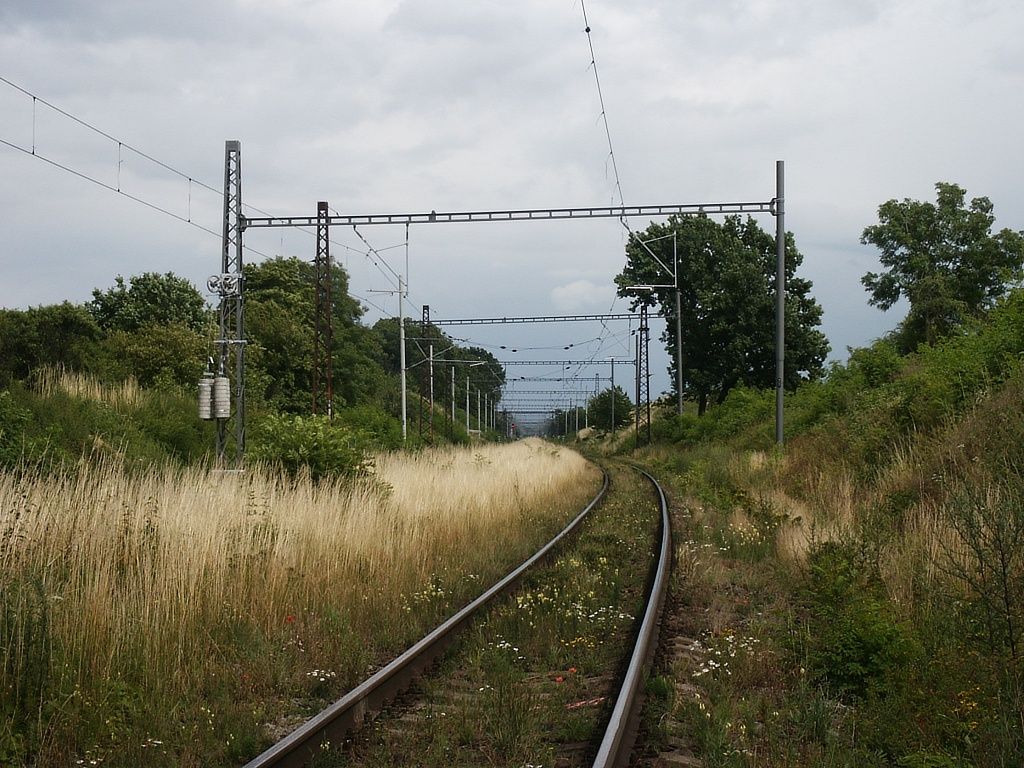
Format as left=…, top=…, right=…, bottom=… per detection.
left=333, top=405, right=405, bottom=450
left=0, top=392, right=33, bottom=468
left=803, top=541, right=919, bottom=699
left=249, top=414, right=371, bottom=481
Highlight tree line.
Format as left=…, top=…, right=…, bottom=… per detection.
left=3, top=180, right=1020, bottom=456
left=616, top=182, right=1024, bottom=412
left=0, top=256, right=506, bottom=451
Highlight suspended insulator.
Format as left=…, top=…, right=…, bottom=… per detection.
left=213, top=376, right=231, bottom=420
left=198, top=375, right=213, bottom=420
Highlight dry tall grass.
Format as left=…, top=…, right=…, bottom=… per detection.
left=0, top=438, right=599, bottom=762
left=33, top=365, right=142, bottom=410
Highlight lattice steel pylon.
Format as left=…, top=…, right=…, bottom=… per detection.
left=419, top=305, right=430, bottom=441
left=312, top=201, right=333, bottom=417
left=635, top=304, right=651, bottom=448
left=215, top=140, right=245, bottom=466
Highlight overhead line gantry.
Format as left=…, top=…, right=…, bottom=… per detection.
left=215, top=141, right=789, bottom=456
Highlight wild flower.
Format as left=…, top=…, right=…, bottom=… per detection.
left=306, top=669, right=337, bottom=683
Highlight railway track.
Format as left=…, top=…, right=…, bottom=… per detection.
left=243, top=463, right=671, bottom=768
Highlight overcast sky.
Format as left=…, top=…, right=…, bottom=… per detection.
left=2, top=0, right=1022, bottom=421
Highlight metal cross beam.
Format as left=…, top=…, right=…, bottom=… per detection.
left=430, top=313, right=639, bottom=326
left=241, top=200, right=775, bottom=229
left=508, top=376, right=612, bottom=382
left=500, top=360, right=635, bottom=366
left=501, top=404, right=591, bottom=407
left=501, top=390, right=594, bottom=395
left=500, top=410, right=580, bottom=414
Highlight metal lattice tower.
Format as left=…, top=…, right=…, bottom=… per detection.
left=419, top=305, right=430, bottom=441
left=215, top=140, right=245, bottom=465
left=635, top=304, right=651, bottom=447
left=312, top=201, right=333, bottom=417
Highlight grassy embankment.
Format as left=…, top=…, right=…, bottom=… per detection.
left=0, top=367, right=213, bottom=469
left=630, top=290, right=1024, bottom=766
left=0, top=426, right=600, bottom=767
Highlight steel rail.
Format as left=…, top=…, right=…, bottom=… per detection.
left=243, top=470, right=610, bottom=768
left=592, top=467, right=672, bottom=768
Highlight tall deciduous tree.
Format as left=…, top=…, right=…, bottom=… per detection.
left=88, top=272, right=208, bottom=333
left=861, top=182, right=1024, bottom=351
left=87, top=272, right=210, bottom=389
left=615, top=215, right=828, bottom=414
left=587, top=385, right=632, bottom=431
left=0, top=303, right=101, bottom=382
left=244, top=256, right=387, bottom=414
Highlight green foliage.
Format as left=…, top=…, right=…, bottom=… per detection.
left=862, top=182, right=1024, bottom=351
left=245, top=256, right=393, bottom=414
left=88, top=272, right=209, bottom=334
left=100, top=322, right=206, bottom=389
left=333, top=405, right=405, bottom=450
left=656, top=288, right=1024, bottom=470
left=653, top=386, right=773, bottom=449
left=0, top=381, right=211, bottom=472
left=616, top=214, right=828, bottom=412
left=587, top=386, right=632, bottom=431
left=0, top=575, right=50, bottom=764
left=0, top=391, right=34, bottom=467
left=802, top=542, right=918, bottom=699
left=249, top=413, right=371, bottom=481
left=941, top=478, right=1024, bottom=659
left=0, top=303, right=102, bottom=383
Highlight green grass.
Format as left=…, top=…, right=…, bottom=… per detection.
left=625, top=291, right=1024, bottom=765
left=331, top=464, right=658, bottom=767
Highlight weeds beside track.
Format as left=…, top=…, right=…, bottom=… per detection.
left=256, top=463, right=671, bottom=768
left=0, top=440, right=600, bottom=767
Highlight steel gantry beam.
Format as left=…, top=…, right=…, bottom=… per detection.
left=430, top=313, right=639, bottom=326
left=508, top=376, right=612, bottom=382
left=241, top=201, right=775, bottom=229
left=501, top=390, right=594, bottom=395
left=500, top=410, right=581, bottom=415
left=500, top=360, right=635, bottom=366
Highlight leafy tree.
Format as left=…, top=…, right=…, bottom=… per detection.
left=588, top=386, right=632, bottom=431
left=88, top=272, right=209, bottom=333
left=862, top=182, right=1024, bottom=351
left=244, top=256, right=388, bottom=414
left=101, top=322, right=206, bottom=389
left=0, top=303, right=102, bottom=382
left=616, top=215, right=828, bottom=414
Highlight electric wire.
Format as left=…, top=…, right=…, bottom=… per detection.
left=580, top=2, right=625, bottom=216
left=1, top=74, right=417, bottom=318
left=578, top=4, right=638, bottom=368
left=0, top=136, right=272, bottom=261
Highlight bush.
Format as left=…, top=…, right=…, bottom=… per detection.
left=0, top=391, right=34, bottom=468
left=802, top=541, right=919, bottom=699
left=249, top=414, right=371, bottom=481
left=333, top=405, right=405, bottom=450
